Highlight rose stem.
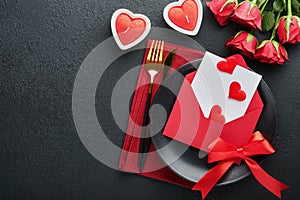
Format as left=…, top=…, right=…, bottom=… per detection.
left=270, top=11, right=282, bottom=40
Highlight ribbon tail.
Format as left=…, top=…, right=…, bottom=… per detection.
left=192, top=160, right=234, bottom=199
left=245, top=158, right=290, bottom=199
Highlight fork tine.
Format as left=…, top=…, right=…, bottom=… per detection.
left=147, top=40, right=155, bottom=62
left=159, top=41, right=164, bottom=63
left=154, top=40, right=162, bottom=62
left=151, top=40, right=159, bottom=61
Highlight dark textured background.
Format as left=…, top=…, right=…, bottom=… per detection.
left=1, top=0, right=299, bottom=200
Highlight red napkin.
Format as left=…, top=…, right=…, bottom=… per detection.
left=119, top=40, right=204, bottom=187
left=163, top=55, right=264, bottom=152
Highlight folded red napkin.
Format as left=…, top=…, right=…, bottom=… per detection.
left=119, top=40, right=204, bottom=187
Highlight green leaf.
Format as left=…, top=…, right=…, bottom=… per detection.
left=292, top=0, right=300, bottom=12
left=234, top=30, right=246, bottom=38
left=262, top=11, right=276, bottom=31
left=285, top=16, right=292, bottom=40
left=246, top=33, right=254, bottom=42
left=257, top=40, right=270, bottom=49
left=273, top=0, right=285, bottom=12
left=271, top=40, right=280, bottom=53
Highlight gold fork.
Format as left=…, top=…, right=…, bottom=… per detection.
left=145, top=40, right=165, bottom=94
left=138, top=40, right=164, bottom=172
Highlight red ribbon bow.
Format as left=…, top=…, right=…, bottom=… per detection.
left=192, top=131, right=289, bottom=199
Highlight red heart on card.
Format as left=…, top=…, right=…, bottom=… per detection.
left=163, top=0, right=203, bottom=35
left=229, top=81, right=246, bottom=101
left=111, top=9, right=151, bottom=50
left=209, top=105, right=226, bottom=123
left=217, top=57, right=238, bottom=74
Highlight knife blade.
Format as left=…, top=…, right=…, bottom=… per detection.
left=162, top=48, right=177, bottom=80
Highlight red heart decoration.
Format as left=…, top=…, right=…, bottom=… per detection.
left=116, top=14, right=146, bottom=45
left=229, top=81, right=246, bottom=101
left=163, top=0, right=203, bottom=35
left=168, top=0, right=198, bottom=31
left=209, top=105, right=226, bottom=123
left=111, top=9, right=151, bottom=50
left=217, top=57, right=238, bottom=74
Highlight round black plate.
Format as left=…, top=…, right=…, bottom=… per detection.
left=150, top=59, right=277, bottom=186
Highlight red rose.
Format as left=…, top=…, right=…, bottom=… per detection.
left=231, top=1, right=262, bottom=30
left=225, top=31, right=257, bottom=58
left=207, top=0, right=237, bottom=26
left=277, top=16, right=300, bottom=44
left=254, top=40, right=289, bottom=65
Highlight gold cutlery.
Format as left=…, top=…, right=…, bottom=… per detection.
left=138, top=40, right=164, bottom=172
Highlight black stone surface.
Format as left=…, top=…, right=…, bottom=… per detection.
left=1, top=1, right=299, bottom=200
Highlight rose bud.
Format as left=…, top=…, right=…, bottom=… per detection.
left=231, top=1, right=262, bottom=30
left=225, top=31, right=257, bottom=58
left=277, top=16, right=300, bottom=44
left=254, top=40, right=289, bottom=65
left=207, top=0, right=237, bottom=26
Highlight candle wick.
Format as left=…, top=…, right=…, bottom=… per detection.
left=124, top=27, right=130, bottom=33
left=185, top=15, right=190, bottom=24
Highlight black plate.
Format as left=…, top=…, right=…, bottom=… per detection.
left=150, top=59, right=277, bottom=186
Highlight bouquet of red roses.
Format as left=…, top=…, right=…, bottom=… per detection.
left=207, top=0, right=300, bottom=65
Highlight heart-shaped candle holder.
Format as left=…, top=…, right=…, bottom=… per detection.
left=163, top=0, right=203, bottom=36
left=111, top=9, right=151, bottom=50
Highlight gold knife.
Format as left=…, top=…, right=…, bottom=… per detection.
left=162, top=48, right=177, bottom=80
